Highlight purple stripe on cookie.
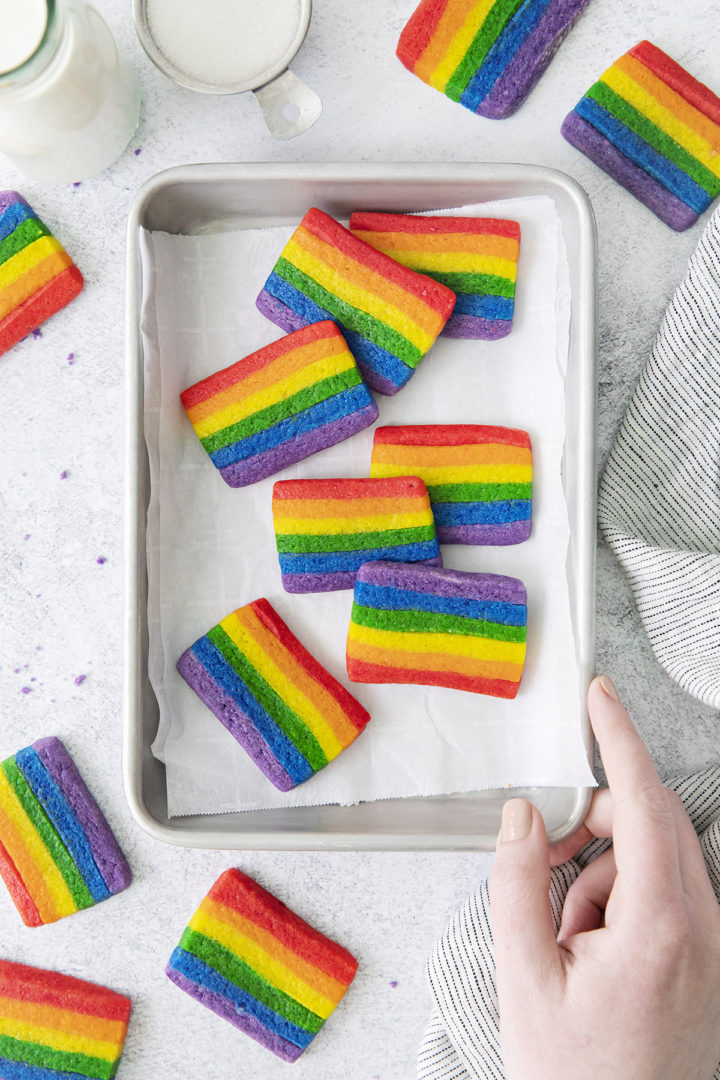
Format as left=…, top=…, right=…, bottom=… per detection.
left=441, top=314, right=512, bottom=340
left=281, top=570, right=359, bottom=593
left=438, top=520, right=532, bottom=545
left=166, top=966, right=304, bottom=1062
left=32, top=737, right=131, bottom=896
left=256, top=290, right=308, bottom=333
left=280, top=555, right=442, bottom=593
left=356, top=560, right=527, bottom=605
left=561, top=111, right=699, bottom=231
left=360, top=367, right=403, bottom=396
left=175, top=649, right=295, bottom=792
left=219, top=404, right=379, bottom=487
left=0, top=191, right=24, bottom=213
left=479, top=0, right=592, bottom=119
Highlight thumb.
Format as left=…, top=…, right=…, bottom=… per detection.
left=489, top=799, right=561, bottom=986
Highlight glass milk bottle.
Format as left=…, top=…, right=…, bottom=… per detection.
left=0, top=0, right=141, bottom=183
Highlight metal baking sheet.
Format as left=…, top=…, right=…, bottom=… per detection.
left=123, top=162, right=597, bottom=850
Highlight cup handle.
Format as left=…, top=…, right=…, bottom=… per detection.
left=253, top=69, right=322, bottom=140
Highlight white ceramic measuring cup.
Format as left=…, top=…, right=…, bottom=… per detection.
left=134, top=0, right=321, bottom=140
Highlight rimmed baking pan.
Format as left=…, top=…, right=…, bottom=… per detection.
left=124, top=162, right=597, bottom=850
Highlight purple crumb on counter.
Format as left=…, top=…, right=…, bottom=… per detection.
left=23, top=534, right=30, bottom=540
left=74, top=674, right=87, bottom=686
left=67, top=352, right=75, bottom=364
left=32, top=328, right=42, bottom=339
left=390, top=981, right=398, bottom=988
left=73, top=181, right=81, bottom=188
left=35, top=646, right=42, bottom=651
left=134, top=148, right=142, bottom=156
left=21, top=687, right=31, bottom=694
left=96, top=556, right=106, bottom=565
left=13, top=668, right=19, bottom=674
left=60, top=470, right=68, bottom=479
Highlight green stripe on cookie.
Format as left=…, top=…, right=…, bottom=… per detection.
left=275, top=524, right=437, bottom=554
left=206, top=626, right=328, bottom=772
left=1, top=758, right=94, bottom=911
left=200, top=369, right=362, bottom=452
left=351, top=603, right=527, bottom=642
left=0, top=1033, right=120, bottom=1080
left=429, top=271, right=515, bottom=297
left=445, top=0, right=526, bottom=100
left=427, top=482, right=532, bottom=503
left=180, top=928, right=324, bottom=1033
left=590, top=81, right=720, bottom=197
left=274, top=258, right=423, bottom=368
left=0, top=218, right=51, bottom=268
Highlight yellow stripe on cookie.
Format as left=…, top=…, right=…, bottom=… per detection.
left=231, top=604, right=361, bottom=748
left=186, top=333, right=350, bottom=427
left=273, top=509, right=434, bottom=536
left=191, top=351, right=356, bottom=439
left=424, top=0, right=497, bottom=90
left=602, top=61, right=720, bottom=179
left=190, top=905, right=335, bottom=1019
left=0, top=771, right=75, bottom=921
left=347, top=622, right=526, bottom=664
left=220, top=612, right=344, bottom=759
left=0, top=1014, right=120, bottom=1062
left=285, top=232, right=440, bottom=350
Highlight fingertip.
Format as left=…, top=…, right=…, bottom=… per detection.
left=589, top=673, right=621, bottom=705
left=499, top=797, right=533, bottom=844
left=587, top=674, right=635, bottom=740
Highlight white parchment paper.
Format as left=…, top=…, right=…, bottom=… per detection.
left=140, top=195, right=596, bottom=817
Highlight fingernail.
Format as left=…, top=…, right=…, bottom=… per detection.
left=599, top=674, right=620, bottom=701
left=500, top=798, right=532, bottom=842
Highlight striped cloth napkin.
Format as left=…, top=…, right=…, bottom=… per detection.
left=598, top=206, right=720, bottom=706
left=417, top=769, right=720, bottom=1080
left=417, top=207, right=720, bottom=1080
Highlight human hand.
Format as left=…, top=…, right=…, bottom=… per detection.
left=489, top=674, right=720, bottom=1080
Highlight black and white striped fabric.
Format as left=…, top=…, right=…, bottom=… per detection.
left=417, top=769, right=720, bottom=1080
left=597, top=207, right=720, bottom=707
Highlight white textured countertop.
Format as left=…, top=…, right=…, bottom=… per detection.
left=0, top=1, right=718, bottom=1077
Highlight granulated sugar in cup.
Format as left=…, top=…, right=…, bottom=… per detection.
left=134, top=0, right=321, bottom=140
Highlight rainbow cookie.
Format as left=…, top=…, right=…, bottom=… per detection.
left=176, top=598, right=370, bottom=792
left=347, top=561, right=527, bottom=698
left=370, top=424, right=532, bottom=544
left=562, top=41, right=720, bottom=231
left=0, top=737, right=131, bottom=927
left=256, top=207, right=456, bottom=396
left=180, top=322, right=378, bottom=487
left=166, top=868, right=358, bottom=1062
left=349, top=212, right=520, bottom=339
left=272, top=476, right=441, bottom=593
left=0, top=959, right=131, bottom=1079
left=0, top=191, right=83, bottom=356
left=396, top=0, right=592, bottom=120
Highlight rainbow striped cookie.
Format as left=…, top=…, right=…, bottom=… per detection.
left=256, top=207, right=456, bottom=396
left=180, top=322, right=378, bottom=487
left=370, top=424, right=532, bottom=544
left=396, top=0, right=592, bottom=120
left=166, top=868, right=358, bottom=1062
left=177, top=598, right=370, bottom=791
left=562, top=41, right=720, bottom=231
left=0, top=191, right=83, bottom=356
left=272, top=476, right=442, bottom=593
left=347, top=561, right=527, bottom=698
left=0, top=737, right=131, bottom=927
left=0, top=959, right=131, bottom=1080
left=349, top=212, right=520, bottom=339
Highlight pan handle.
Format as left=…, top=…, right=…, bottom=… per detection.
left=253, top=68, right=321, bottom=140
